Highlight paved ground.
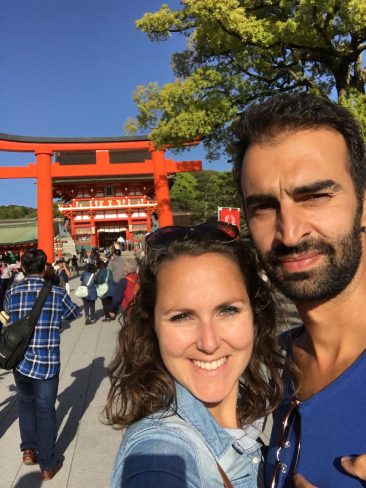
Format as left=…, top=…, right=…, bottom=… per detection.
left=0, top=276, right=122, bottom=488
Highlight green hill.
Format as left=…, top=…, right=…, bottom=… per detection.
left=0, top=205, right=37, bottom=220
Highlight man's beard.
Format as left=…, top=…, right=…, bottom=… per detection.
left=260, top=219, right=363, bottom=302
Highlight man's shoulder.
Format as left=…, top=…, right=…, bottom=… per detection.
left=7, top=276, right=43, bottom=291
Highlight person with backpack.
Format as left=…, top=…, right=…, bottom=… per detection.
left=79, top=263, right=97, bottom=325
left=3, top=249, right=79, bottom=481
left=96, top=260, right=115, bottom=322
left=108, top=258, right=139, bottom=320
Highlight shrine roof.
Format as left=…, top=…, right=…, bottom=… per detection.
left=0, top=133, right=149, bottom=143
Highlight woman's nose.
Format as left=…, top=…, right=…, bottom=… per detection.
left=196, top=321, right=220, bottom=354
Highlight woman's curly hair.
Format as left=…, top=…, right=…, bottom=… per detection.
left=105, top=234, right=289, bottom=428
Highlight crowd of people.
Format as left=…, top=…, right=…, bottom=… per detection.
left=76, top=246, right=139, bottom=325
left=0, top=242, right=139, bottom=331
left=0, top=251, right=25, bottom=310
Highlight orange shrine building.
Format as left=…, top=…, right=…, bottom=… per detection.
left=0, top=134, right=201, bottom=262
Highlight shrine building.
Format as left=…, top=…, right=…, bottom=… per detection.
left=0, top=134, right=201, bottom=262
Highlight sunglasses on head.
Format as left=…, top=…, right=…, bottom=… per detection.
left=145, top=221, right=240, bottom=250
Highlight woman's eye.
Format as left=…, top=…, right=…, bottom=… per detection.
left=170, top=312, right=190, bottom=323
left=219, top=306, right=240, bottom=316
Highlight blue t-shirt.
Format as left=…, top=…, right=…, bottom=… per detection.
left=266, top=347, right=366, bottom=487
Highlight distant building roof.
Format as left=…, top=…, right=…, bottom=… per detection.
left=0, top=219, right=38, bottom=245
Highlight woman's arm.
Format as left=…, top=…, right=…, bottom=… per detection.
left=120, top=455, right=191, bottom=488
left=113, top=431, right=201, bottom=488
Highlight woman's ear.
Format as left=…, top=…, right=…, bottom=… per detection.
left=361, top=190, right=366, bottom=228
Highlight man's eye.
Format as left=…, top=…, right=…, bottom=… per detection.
left=251, top=202, right=276, bottom=214
left=302, top=193, right=331, bottom=201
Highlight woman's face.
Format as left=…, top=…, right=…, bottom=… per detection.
left=154, top=252, right=254, bottom=422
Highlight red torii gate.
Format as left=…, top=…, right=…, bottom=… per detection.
left=0, top=134, right=201, bottom=262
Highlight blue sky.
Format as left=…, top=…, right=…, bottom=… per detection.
left=0, top=0, right=230, bottom=207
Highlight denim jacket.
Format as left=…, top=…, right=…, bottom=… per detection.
left=112, top=383, right=264, bottom=487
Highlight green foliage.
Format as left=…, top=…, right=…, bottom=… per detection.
left=341, top=90, right=366, bottom=138
left=0, top=205, right=37, bottom=220
left=171, top=170, right=242, bottom=223
left=53, top=201, right=63, bottom=218
left=128, top=0, right=366, bottom=159
left=170, top=172, right=200, bottom=212
left=0, top=202, right=63, bottom=220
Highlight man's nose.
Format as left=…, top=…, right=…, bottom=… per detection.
left=196, top=320, right=220, bottom=355
left=275, top=203, right=311, bottom=247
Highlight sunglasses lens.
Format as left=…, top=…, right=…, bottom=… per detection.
left=146, top=227, right=186, bottom=248
left=216, top=222, right=239, bottom=240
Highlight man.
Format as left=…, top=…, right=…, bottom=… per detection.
left=232, top=93, right=366, bottom=487
left=70, top=254, right=79, bottom=277
left=79, top=245, right=86, bottom=264
left=4, top=249, right=79, bottom=481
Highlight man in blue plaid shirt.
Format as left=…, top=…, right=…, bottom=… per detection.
left=4, top=249, right=80, bottom=481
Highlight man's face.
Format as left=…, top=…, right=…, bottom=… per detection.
left=240, top=128, right=366, bottom=302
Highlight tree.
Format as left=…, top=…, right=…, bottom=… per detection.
left=126, top=0, right=366, bottom=159
left=0, top=205, right=37, bottom=219
left=170, top=170, right=242, bottom=222
left=201, top=173, right=224, bottom=219
left=170, top=172, right=201, bottom=212
left=0, top=203, right=63, bottom=220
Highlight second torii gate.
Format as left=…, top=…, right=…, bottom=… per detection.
left=0, top=134, right=201, bottom=262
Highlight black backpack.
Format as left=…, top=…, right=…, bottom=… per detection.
left=0, top=282, right=53, bottom=370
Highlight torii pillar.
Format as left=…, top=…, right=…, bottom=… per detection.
left=36, top=150, right=55, bottom=262
left=151, top=148, right=173, bottom=227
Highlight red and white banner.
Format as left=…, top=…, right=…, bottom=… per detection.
left=218, top=207, right=240, bottom=227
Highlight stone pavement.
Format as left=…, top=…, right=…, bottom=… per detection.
left=0, top=277, right=123, bottom=488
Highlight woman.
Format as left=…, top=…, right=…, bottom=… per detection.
left=106, top=222, right=286, bottom=487
left=108, top=257, right=139, bottom=320
left=79, top=262, right=97, bottom=325
left=56, top=258, right=71, bottom=295
left=96, top=259, right=115, bottom=322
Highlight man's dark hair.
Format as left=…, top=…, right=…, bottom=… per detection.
left=21, top=249, right=47, bottom=275
left=232, top=93, right=366, bottom=202
left=114, top=249, right=121, bottom=256
left=86, top=263, right=97, bottom=273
